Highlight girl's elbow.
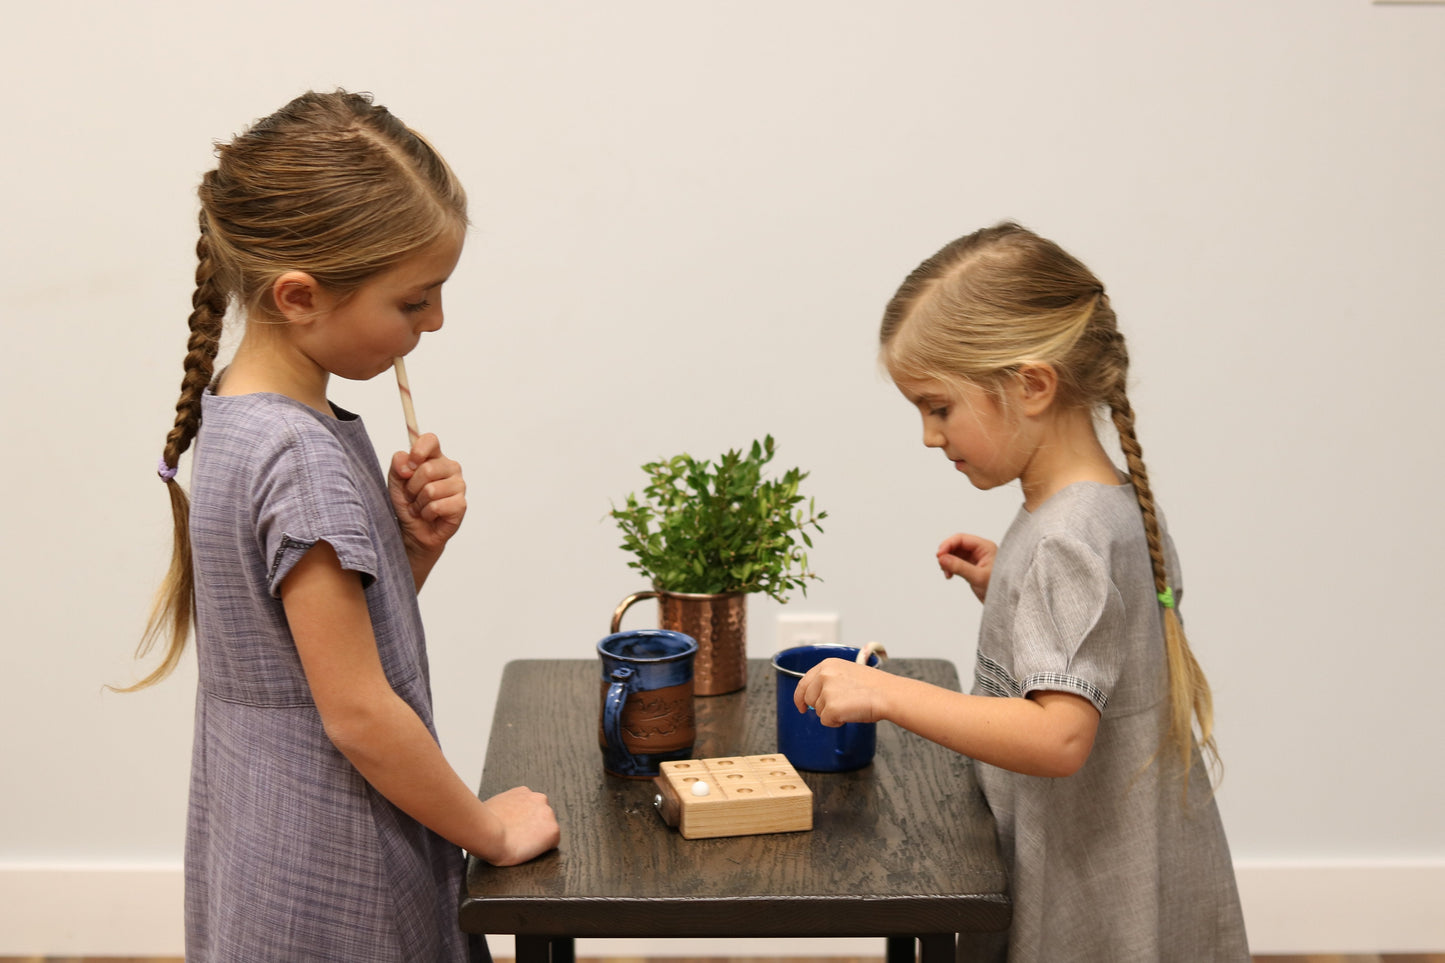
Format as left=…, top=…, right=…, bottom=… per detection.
left=319, top=712, right=370, bottom=759
left=1046, top=750, right=1089, bottom=778
left=1039, top=732, right=1096, bottom=778
left=316, top=696, right=392, bottom=759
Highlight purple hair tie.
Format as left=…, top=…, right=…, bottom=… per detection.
left=157, top=457, right=179, bottom=482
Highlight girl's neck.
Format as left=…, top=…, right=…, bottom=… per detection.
left=1018, top=406, right=1122, bottom=511
left=217, top=321, right=332, bottom=415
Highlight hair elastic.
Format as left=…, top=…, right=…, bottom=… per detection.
left=157, top=457, right=178, bottom=482
left=1157, top=587, right=1176, bottom=609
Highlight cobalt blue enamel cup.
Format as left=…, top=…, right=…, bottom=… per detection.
left=772, top=644, right=881, bottom=772
left=597, top=629, right=698, bottom=778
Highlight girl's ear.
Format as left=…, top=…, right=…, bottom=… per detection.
left=1016, top=362, right=1059, bottom=416
left=271, top=271, right=324, bottom=325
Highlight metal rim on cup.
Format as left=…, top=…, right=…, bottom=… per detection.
left=771, top=644, right=879, bottom=677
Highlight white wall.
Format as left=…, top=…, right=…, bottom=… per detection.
left=2, top=0, right=1442, bottom=955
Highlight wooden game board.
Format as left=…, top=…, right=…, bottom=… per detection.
left=652, top=754, right=813, bottom=839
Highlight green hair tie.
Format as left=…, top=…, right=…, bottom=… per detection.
left=1157, top=587, right=1176, bottom=609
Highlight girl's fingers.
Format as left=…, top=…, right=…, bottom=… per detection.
left=938, top=532, right=995, bottom=563
left=938, top=553, right=975, bottom=579
left=410, top=471, right=464, bottom=506
left=405, top=432, right=441, bottom=468
left=405, top=454, right=462, bottom=493
left=388, top=433, right=466, bottom=545
left=392, top=434, right=444, bottom=482
left=408, top=475, right=466, bottom=517
left=937, top=532, right=979, bottom=555
left=419, top=492, right=467, bottom=526
left=793, top=670, right=816, bottom=713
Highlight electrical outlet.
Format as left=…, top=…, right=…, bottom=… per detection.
left=775, top=612, right=841, bottom=650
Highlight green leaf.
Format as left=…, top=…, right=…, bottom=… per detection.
left=609, top=436, right=827, bottom=601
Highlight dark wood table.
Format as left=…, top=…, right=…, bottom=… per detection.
left=460, top=658, right=1010, bottom=962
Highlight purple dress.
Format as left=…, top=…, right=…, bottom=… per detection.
left=184, top=390, right=481, bottom=962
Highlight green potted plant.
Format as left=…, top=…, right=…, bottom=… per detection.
left=609, top=435, right=827, bottom=695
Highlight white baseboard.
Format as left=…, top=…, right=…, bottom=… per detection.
left=1233, top=859, right=1445, bottom=954
left=0, top=864, right=184, bottom=956
left=1, top=860, right=1441, bottom=956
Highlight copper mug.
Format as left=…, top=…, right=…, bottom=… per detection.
left=611, top=589, right=748, bottom=696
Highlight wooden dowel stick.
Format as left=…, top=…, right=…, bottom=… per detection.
left=393, top=357, right=420, bottom=445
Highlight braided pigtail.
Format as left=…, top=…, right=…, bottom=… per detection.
left=120, top=208, right=228, bottom=690
left=1110, top=389, right=1218, bottom=782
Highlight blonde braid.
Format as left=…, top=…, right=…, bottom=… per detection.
left=1109, top=394, right=1167, bottom=595
left=164, top=209, right=228, bottom=468
left=118, top=209, right=227, bottom=691
left=1111, top=389, right=1218, bottom=780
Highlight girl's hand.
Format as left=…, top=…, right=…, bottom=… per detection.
left=388, top=433, right=466, bottom=585
left=792, top=657, right=892, bottom=728
left=477, top=785, right=561, bottom=867
left=937, top=532, right=996, bottom=603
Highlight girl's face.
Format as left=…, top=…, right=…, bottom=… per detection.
left=897, top=377, right=1034, bottom=493
left=301, top=232, right=464, bottom=381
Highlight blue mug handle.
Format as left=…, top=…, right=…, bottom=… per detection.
left=602, top=666, right=635, bottom=754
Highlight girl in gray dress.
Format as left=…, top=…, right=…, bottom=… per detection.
left=794, top=223, right=1249, bottom=961
left=123, top=90, right=559, bottom=961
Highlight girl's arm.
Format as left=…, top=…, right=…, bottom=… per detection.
left=794, top=659, right=1099, bottom=778
left=282, top=540, right=560, bottom=866
left=388, top=433, right=465, bottom=592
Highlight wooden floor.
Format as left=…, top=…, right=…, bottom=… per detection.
left=5, top=948, right=1439, bottom=954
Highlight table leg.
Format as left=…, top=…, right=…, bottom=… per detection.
left=513, top=936, right=551, bottom=963
left=887, top=936, right=916, bottom=963
left=919, top=933, right=955, bottom=963
left=550, top=937, right=575, bottom=963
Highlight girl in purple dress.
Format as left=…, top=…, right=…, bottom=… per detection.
left=126, top=90, right=559, bottom=962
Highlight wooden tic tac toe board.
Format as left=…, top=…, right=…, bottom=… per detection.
left=653, top=755, right=813, bottom=839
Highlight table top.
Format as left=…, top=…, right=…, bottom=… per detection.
left=459, top=658, right=1010, bottom=940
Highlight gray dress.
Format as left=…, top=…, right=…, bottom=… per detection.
left=968, top=482, right=1248, bottom=962
left=184, top=391, right=480, bottom=962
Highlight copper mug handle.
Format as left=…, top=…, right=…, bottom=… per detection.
left=611, top=591, right=659, bottom=633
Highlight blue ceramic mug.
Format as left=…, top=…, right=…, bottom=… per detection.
left=772, top=644, right=882, bottom=772
left=598, top=629, right=698, bottom=778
